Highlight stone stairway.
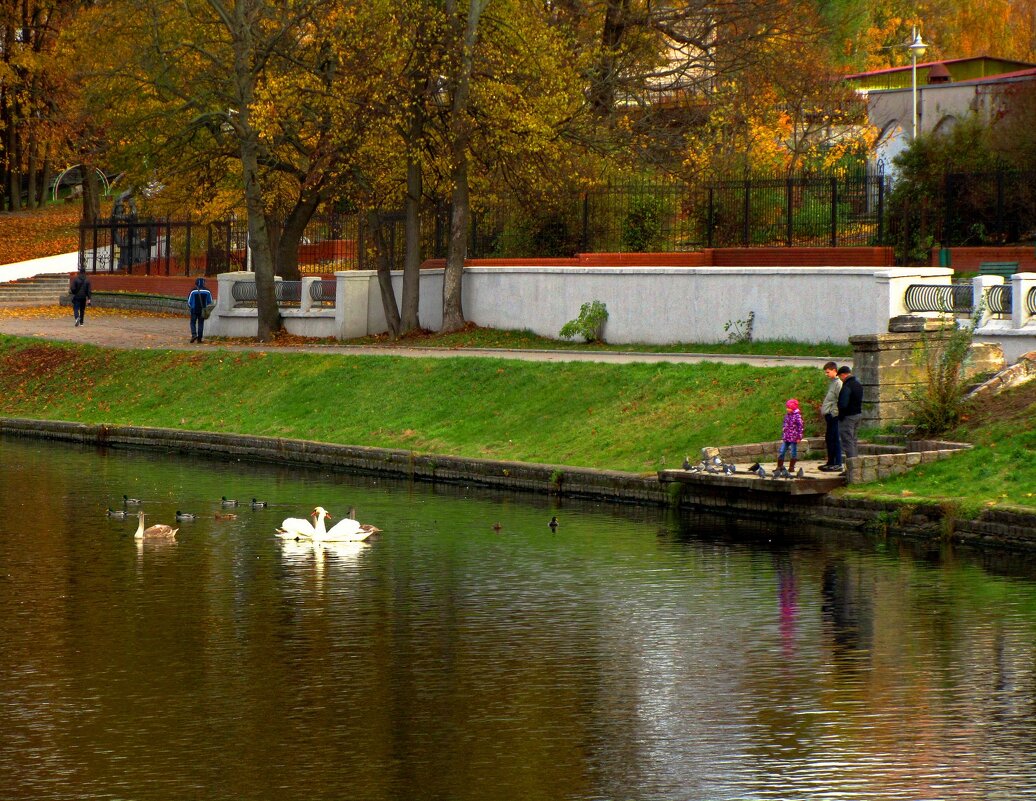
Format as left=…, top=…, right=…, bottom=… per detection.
left=0, top=274, right=72, bottom=304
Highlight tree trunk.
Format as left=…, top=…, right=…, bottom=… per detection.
left=441, top=158, right=468, bottom=332
left=400, top=153, right=422, bottom=333
left=440, top=0, right=486, bottom=332
left=6, top=123, right=20, bottom=210
left=40, top=143, right=52, bottom=207
left=275, top=191, right=322, bottom=280
left=367, top=210, right=402, bottom=338
left=26, top=133, right=38, bottom=210
left=81, top=163, right=101, bottom=224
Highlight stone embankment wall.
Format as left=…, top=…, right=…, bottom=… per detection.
left=3, top=417, right=1034, bottom=549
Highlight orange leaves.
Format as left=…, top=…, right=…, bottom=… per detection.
left=0, top=205, right=81, bottom=266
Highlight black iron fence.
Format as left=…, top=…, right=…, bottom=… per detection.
left=76, top=167, right=1036, bottom=273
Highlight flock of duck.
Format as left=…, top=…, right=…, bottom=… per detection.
left=105, top=495, right=381, bottom=544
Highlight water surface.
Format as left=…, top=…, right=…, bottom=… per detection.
left=2, top=436, right=1036, bottom=800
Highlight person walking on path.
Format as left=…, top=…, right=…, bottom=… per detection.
left=776, top=398, right=804, bottom=477
left=69, top=268, right=91, bottom=327
left=819, top=361, right=843, bottom=472
left=836, top=365, right=864, bottom=466
left=187, top=277, right=213, bottom=343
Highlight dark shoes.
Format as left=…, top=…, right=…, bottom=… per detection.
left=818, top=464, right=844, bottom=472
left=190, top=336, right=198, bottom=342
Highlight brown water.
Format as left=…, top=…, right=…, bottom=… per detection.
left=2, top=436, right=1036, bottom=800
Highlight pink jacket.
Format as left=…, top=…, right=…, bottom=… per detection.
left=782, top=410, right=804, bottom=442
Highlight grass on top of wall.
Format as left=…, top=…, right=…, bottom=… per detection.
left=0, top=335, right=827, bottom=474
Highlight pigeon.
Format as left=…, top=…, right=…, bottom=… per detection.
left=748, top=462, right=761, bottom=473
left=548, top=516, right=559, bottom=533
left=756, top=466, right=767, bottom=478
left=727, top=464, right=737, bottom=474
left=723, top=465, right=734, bottom=475
left=713, top=455, right=723, bottom=466
left=796, top=468, right=805, bottom=479
left=682, top=456, right=691, bottom=471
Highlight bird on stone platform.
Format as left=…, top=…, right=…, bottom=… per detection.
left=756, top=466, right=767, bottom=478
left=796, top=468, right=805, bottom=479
left=682, top=456, right=691, bottom=471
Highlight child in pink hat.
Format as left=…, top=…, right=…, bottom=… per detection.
left=777, top=398, right=804, bottom=476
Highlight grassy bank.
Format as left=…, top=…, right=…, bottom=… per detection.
left=2, top=335, right=1032, bottom=512
left=0, top=203, right=80, bottom=264
left=0, top=335, right=824, bottom=474
left=843, top=381, right=1036, bottom=512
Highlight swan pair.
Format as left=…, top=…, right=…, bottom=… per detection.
left=276, top=506, right=380, bottom=543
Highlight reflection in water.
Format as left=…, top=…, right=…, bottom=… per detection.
left=2, top=437, right=1036, bottom=800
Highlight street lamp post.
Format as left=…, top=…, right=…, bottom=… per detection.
left=909, top=28, right=928, bottom=140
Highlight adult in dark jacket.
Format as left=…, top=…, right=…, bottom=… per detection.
left=836, top=365, right=864, bottom=462
left=69, top=268, right=92, bottom=327
left=187, top=277, right=213, bottom=343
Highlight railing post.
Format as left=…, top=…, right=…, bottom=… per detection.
left=1012, top=272, right=1036, bottom=329
left=184, top=222, right=192, bottom=278
left=706, top=187, right=714, bottom=248
left=830, top=177, right=838, bottom=248
left=742, top=179, right=750, bottom=247
left=972, top=274, right=1002, bottom=328
left=785, top=177, right=793, bottom=247
left=877, top=173, right=886, bottom=245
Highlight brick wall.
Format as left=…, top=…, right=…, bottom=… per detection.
left=930, top=246, right=1036, bottom=272
left=425, top=248, right=894, bottom=269
left=88, top=275, right=218, bottom=298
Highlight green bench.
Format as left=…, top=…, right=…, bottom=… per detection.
left=979, top=261, right=1019, bottom=278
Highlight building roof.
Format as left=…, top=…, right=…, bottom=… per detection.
left=845, top=56, right=1036, bottom=91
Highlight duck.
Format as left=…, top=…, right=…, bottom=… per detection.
left=175, top=510, right=197, bottom=521
left=215, top=512, right=237, bottom=520
left=492, top=522, right=503, bottom=533
left=221, top=496, right=239, bottom=507
left=123, top=494, right=142, bottom=505
left=250, top=498, right=268, bottom=509
left=106, top=507, right=128, bottom=519
left=133, top=511, right=177, bottom=540
left=548, top=515, right=558, bottom=533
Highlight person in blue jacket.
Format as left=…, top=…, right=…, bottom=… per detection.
left=187, top=277, right=213, bottom=343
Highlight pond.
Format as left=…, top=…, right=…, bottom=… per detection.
left=2, top=436, right=1036, bottom=800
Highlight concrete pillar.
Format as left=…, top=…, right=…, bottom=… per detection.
left=851, top=329, right=1005, bottom=427
left=334, top=271, right=376, bottom=340
left=972, top=274, right=1003, bottom=327
left=300, top=276, right=320, bottom=314
left=1011, top=272, right=1036, bottom=329
left=215, top=271, right=251, bottom=313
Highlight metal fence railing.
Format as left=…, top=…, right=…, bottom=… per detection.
left=904, top=284, right=974, bottom=314
left=986, top=284, right=1012, bottom=316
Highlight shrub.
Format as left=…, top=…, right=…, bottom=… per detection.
left=904, top=309, right=981, bottom=436
left=621, top=197, right=668, bottom=252
left=560, top=300, right=608, bottom=343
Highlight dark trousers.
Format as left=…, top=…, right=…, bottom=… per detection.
left=72, top=298, right=87, bottom=323
left=190, top=311, right=205, bottom=340
left=824, top=413, right=841, bottom=466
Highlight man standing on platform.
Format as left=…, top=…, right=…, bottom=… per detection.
left=818, top=361, right=842, bottom=472
left=836, top=365, right=864, bottom=467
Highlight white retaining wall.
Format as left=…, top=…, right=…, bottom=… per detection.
left=209, top=265, right=955, bottom=345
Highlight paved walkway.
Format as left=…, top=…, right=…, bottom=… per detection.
left=0, top=309, right=839, bottom=367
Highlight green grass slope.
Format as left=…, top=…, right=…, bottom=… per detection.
left=0, top=335, right=825, bottom=474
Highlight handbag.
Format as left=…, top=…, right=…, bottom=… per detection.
left=202, top=303, right=214, bottom=320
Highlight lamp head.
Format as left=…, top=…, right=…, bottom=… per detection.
left=909, top=30, right=928, bottom=61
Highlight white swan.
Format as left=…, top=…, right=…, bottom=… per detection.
left=318, top=506, right=381, bottom=542
left=134, top=511, right=178, bottom=540
left=276, top=509, right=319, bottom=539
